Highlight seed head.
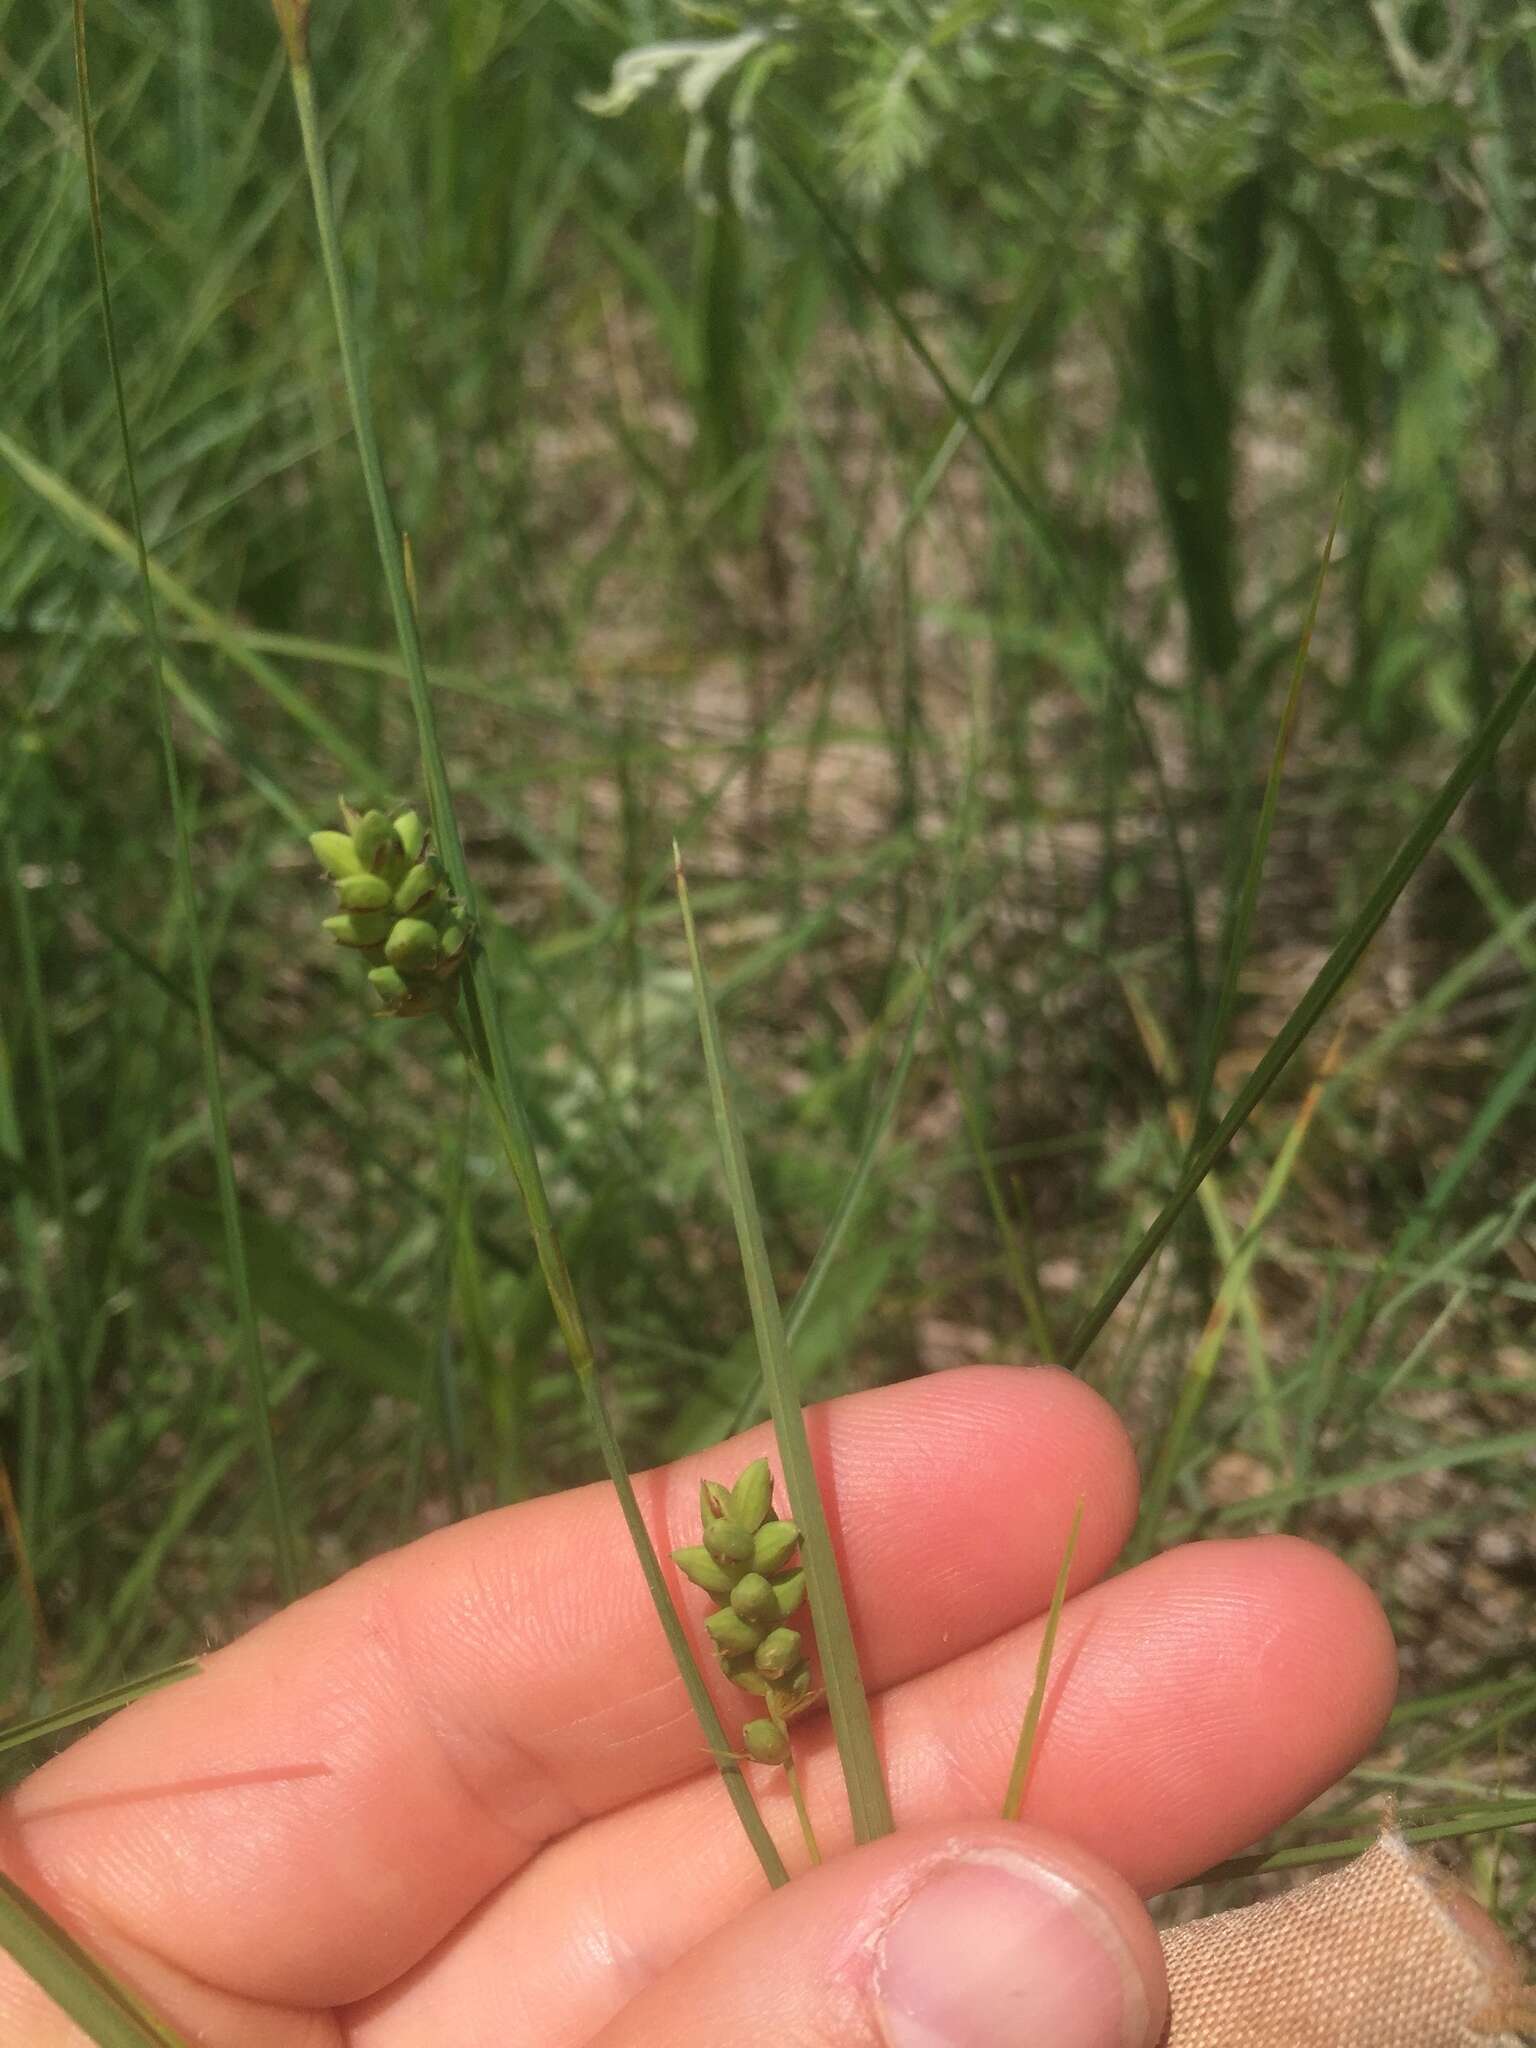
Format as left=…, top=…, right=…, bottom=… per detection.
left=308, top=800, right=472, bottom=1019
left=323, top=910, right=390, bottom=948
left=674, top=1459, right=815, bottom=1772
left=393, top=810, right=426, bottom=862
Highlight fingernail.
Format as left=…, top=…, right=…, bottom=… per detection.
left=875, top=1850, right=1152, bottom=2048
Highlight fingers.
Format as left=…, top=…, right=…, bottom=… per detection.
left=3, top=1367, right=1136, bottom=2009
left=589, top=1822, right=1167, bottom=2048
left=351, top=1534, right=1394, bottom=2045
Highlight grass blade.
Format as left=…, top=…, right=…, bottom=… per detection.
left=725, top=945, right=935, bottom=1437
left=676, top=848, right=894, bottom=1845
left=0, top=987, right=65, bottom=1595
left=934, top=987, right=1057, bottom=1361
left=0, top=1663, right=198, bottom=1758
left=1180, top=1804, right=1536, bottom=1889
left=1212, top=1425, right=1536, bottom=1524
left=70, top=0, right=296, bottom=1601
left=0, top=1875, right=193, bottom=2048
left=1064, top=640, right=1536, bottom=1366
left=163, top=1193, right=425, bottom=1401
left=0, top=429, right=384, bottom=803
left=724, top=716, right=989, bottom=1435
left=1002, top=1499, right=1083, bottom=1822
left=0, top=1449, right=48, bottom=1683
left=1188, top=491, right=1341, bottom=1138
left=1131, top=1018, right=1347, bottom=1559
left=772, top=141, right=1203, bottom=1015
left=1296, top=996, right=1536, bottom=1472
left=1120, top=976, right=1277, bottom=1451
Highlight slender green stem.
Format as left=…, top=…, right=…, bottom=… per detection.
left=8, top=849, right=71, bottom=1262
left=7, top=842, right=80, bottom=1571
left=1002, top=1499, right=1082, bottom=1822
left=73, top=0, right=296, bottom=1602
left=784, top=1755, right=822, bottom=1868
left=1181, top=1801, right=1536, bottom=1889
left=0, top=1451, right=49, bottom=1683
left=725, top=738, right=985, bottom=1435
left=0, top=1004, right=54, bottom=1561
left=933, top=987, right=1057, bottom=1361
left=285, top=60, right=466, bottom=896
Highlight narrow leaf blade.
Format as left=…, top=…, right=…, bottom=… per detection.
left=0, top=1875, right=193, bottom=2047
left=677, top=849, right=893, bottom=1844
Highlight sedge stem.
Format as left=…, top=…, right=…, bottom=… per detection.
left=785, top=1753, right=822, bottom=1868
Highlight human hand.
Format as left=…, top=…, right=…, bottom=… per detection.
left=0, top=1367, right=1396, bottom=2046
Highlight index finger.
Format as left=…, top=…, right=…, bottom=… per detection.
left=3, top=1366, right=1137, bottom=2010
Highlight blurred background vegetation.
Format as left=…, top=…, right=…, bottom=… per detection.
left=3, top=0, right=1536, bottom=1924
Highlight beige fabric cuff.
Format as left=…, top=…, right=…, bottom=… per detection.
left=1159, top=1831, right=1534, bottom=2046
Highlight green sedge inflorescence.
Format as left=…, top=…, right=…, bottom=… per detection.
left=310, top=800, right=472, bottom=1019
left=673, top=1456, right=816, bottom=1768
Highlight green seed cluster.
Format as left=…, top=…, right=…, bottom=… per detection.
left=309, top=800, right=471, bottom=1019
left=673, top=1456, right=812, bottom=1768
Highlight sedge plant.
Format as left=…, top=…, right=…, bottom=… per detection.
left=271, top=0, right=789, bottom=1887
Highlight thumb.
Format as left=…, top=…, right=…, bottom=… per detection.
left=593, top=1819, right=1168, bottom=2047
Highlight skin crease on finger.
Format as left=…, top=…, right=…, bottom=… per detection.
left=0, top=1370, right=1397, bottom=2047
